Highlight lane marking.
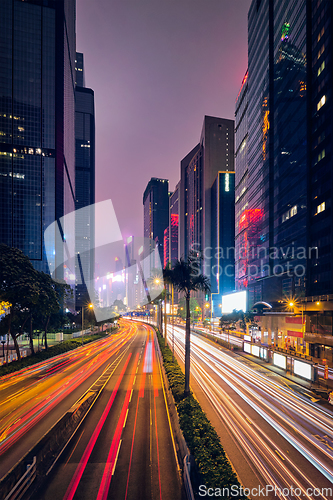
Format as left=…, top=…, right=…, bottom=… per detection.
left=123, top=409, right=129, bottom=429
left=275, top=449, right=285, bottom=461
left=112, top=439, right=122, bottom=476
left=62, top=354, right=132, bottom=500
left=96, top=352, right=140, bottom=500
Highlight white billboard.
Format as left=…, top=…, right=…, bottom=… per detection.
left=244, top=342, right=251, bottom=354
left=251, top=345, right=260, bottom=357
left=294, top=359, right=312, bottom=381
left=273, top=353, right=286, bottom=370
left=221, top=291, right=247, bottom=314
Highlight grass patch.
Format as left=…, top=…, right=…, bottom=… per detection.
left=155, top=328, right=246, bottom=498
left=0, top=332, right=109, bottom=377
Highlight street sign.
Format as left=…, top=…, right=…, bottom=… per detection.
left=324, top=364, right=329, bottom=380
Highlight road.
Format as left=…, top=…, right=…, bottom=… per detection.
left=166, top=324, right=333, bottom=500
left=0, top=322, right=139, bottom=479
left=38, top=321, right=181, bottom=500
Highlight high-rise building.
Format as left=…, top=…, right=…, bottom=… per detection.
left=143, top=177, right=169, bottom=266
left=179, top=116, right=235, bottom=311
left=235, top=71, right=249, bottom=290
left=74, top=52, right=95, bottom=308
left=242, top=0, right=309, bottom=305
left=242, top=0, right=333, bottom=358
left=0, top=0, right=76, bottom=277
left=169, top=182, right=179, bottom=266
left=211, top=170, right=235, bottom=309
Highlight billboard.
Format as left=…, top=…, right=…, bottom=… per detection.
left=221, top=290, right=247, bottom=314
left=293, top=359, right=312, bottom=381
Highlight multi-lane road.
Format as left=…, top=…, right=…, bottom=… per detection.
left=0, top=321, right=181, bottom=500
left=166, top=324, right=333, bottom=500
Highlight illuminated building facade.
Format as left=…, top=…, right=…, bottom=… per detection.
left=143, top=177, right=169, bottom=266
left=235, top=70, right=249, bottom=289
left=74, top=52, right=95, bottom=308
left=169, top=182, right=179, bottom=265
left=244, top=0, right=333, bottom=359
left=179, top=116, right=235, bottom=308
left=244, top=0, right=308, bottom=305
left=0, top=0, right=76, bottom=276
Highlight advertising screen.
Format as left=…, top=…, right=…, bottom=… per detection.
left=252, top=345, right=260, bottom=357
left=273, top=353, right=286, bottom=370
left=294, top=359, right=312, bottom=381
left=244, top=342, right=251, bottom=354
left=221, top=291, right=247, bottom=314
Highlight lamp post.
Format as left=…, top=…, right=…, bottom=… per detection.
left=82, top=303, right=93, bottom=345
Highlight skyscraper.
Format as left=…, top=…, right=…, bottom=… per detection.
left=241, top=0, right=333, bottom=358
left=235, top=71, right=249, bottom=290
left=143, top=177, right=169, bottom=266
left=74, top=52, right=95, bottom=308
left=179, top=116, right=235, bottom=312
left=169, top=182, right=179, bottom=266
left=0, top=0, right=76, bottom=276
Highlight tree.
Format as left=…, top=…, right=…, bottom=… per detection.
left=0, top=245, right=71, bottom=358
left=0, top=244, right=41, bottom=359
left=177, top=297, right=201, bottom=321
left=164, top=254, right=210, bottom=396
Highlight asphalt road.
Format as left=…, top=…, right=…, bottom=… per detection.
left=166, top=323, right=333, bottom=500
left=38, top=321, right=181, bottom=500
left=0, top=322, right=140, bottom=478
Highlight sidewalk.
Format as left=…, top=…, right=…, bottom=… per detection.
left=188, top=325, right=333, bottom=398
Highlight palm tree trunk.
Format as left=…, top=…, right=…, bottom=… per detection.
left=184, top=292, right=191, bottom=396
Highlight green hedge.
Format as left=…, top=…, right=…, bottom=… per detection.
left=155, top=328, right=246, bottom=499
left=0, top=333, right=107, bottom=377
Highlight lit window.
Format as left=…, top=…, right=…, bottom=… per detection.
left=317, top=149, right=325, bottom=163
left=317, top=95, right=326, bottom=110
left=317, top=202, right=326, bottom=214
left=318, top=44, right=325, bottom=59
left=317, top=61, right=325, bottom=76
left=282, top=205, right=297, bottom=223
left=317, top=27, right=324, bottom=42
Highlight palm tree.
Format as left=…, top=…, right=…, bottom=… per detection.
left=165, top=254, right=210, bottom=396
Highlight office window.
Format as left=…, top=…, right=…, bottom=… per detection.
left=317, top=60, right=325, bottom=76
left=317, top=202, right=325, bottom=214
left=317, top=95, right=326, bottom=110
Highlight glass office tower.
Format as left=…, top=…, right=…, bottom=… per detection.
left=75, top=52, right=95, bottom=308
left=245, top=0, right=308, bottom=305
left=0, top=0, right=76, bottom=275
left=143, top=177, right=169, bottom=266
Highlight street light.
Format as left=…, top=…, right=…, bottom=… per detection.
left=82, top=303, right=93, bottom=345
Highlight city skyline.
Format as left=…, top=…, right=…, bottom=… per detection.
left=76, top=0, right=251, bottom=237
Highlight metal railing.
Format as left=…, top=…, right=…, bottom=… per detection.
left=4, top=457, right=36, bottom=500
left=183, top=455, right=195, bottom=500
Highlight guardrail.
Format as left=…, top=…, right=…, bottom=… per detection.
left=4, top=457, right=36, bottom=500
left=183, top=455, right=195, bottom=500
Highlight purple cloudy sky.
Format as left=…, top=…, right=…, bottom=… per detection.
left=76, top=0, right=252, bottom=238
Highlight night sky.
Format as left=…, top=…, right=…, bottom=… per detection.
left=76, top=0, right=252, bottom=238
